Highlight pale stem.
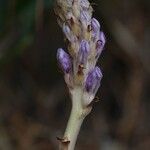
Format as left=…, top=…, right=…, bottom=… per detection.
left=59, top=87, right=91, bottom=150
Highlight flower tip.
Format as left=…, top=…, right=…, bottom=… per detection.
left=57, top=48, right=71, bottom=74
left=91, top=18, right=100, bottom=32
left=85, top=66, right=103, bottom=93
left=78, top=40, right=90, bottom=65
left=63, top=24, right=70, bottom=33
left=62, top=23, right=72, bottom=41
left=80, top=40, right=90, bottom=53
left=95, top=66, right=103, bottom=79
left=57, top=48, right=66, bottom=61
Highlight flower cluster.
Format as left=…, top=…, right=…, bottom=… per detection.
left=55, top=0, right=106, bottom=106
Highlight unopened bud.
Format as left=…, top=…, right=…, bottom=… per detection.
left=85, top=66, right=103, bottom=94
left=80, top=0, right=90, bottom=9
left=57, top=48, right=72, bottom=73
left=91, top=18, right=100, bottom=32
left=91, top=18, right=101, bottom=41
left=62, top=24, right=72, bottom=41
left=78, top=40, right=90, bottom=64
left=80, top=11, right=91, bottom=24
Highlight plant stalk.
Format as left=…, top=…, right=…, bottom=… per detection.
left=59, top=87, right=91, bottom=150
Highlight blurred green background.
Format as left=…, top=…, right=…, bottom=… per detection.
left=0, top=0, right=150, bottom=149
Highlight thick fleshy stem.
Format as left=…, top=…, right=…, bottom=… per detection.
left=59, top=87, right=91, bottom=150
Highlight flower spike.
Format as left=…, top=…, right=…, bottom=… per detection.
left=55, top=0, right=106, bottom=149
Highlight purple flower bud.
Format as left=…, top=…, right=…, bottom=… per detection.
left=80, top=0, right=90, bottom=9
left=62, top=24, right=72, bottom=41
left=91, top=18, right=100, bottom=32
left=96, top=31, right=106, bottom=57
left=91, top=18, right=101, bottom=41
left=80, top=11, right=91, bottom=23
left=57, top=48, right=72, bottom=73
left=78, top=40, right=90, bottom=64
left=63, top=23, right=77, bottom=42
left=85, top=67, right=103, bottom=94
